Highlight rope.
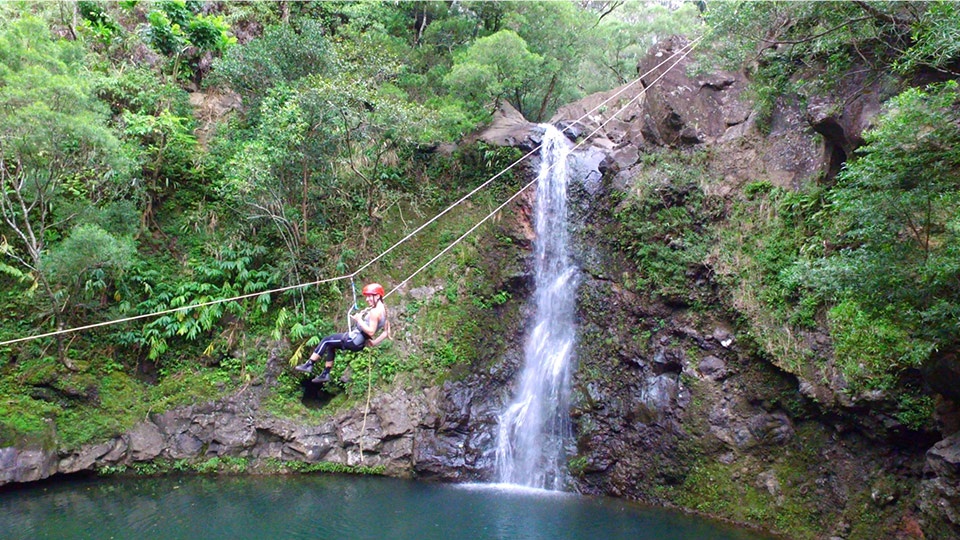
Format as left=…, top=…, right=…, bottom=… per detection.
left=386, top=35, right=704, bottom=299
left=0, top=273, right=351, bottom=346
left=346, top=277, right=358, bottom=332
left=350, top=36, right=701, bottom=279
left=358, top=355, right=374, bottom=463
left=0, top=35, right=704, bottom=348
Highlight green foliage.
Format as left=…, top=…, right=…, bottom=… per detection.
left=142, top=0, right=233, bottom=56
left=578, top=2, right=701, bottom=93
left=717, top=77, right=955, bottom=423
left=121, top=108, right=198, bottom=191
left=896, top=393, right=936, bottom=431
left=0, top=394, right=58, bottom=447
left=194, top=456, right=248, bottom=474
left=567, top=455, right=588, bottom=478
left=284, top=460, right=386, bottom=476
left=77, top=1, right=123, bottom=45
left=704, top=2, right=912, bottom=129
left=796, top=81, right=960, bottom=383
left=444, top=29, right=543, bottom=116
left=715, top=180, right=829, bottom=374
left=56, top=371, right=147, bottom=450
left=614, top=153, right=715, bottom=304
left=828, top=300, right=932, bottom=393
left=666, top=459, right=775, bottom=522
left=335, top=347, right=404, bottom=398
left=0, top=16, right=129, bottom=188
left=0, top=15, right=136, bottom=355
left=42, top=223, right=136, bottom=313
left=210, top=21, right=332, bottom=116
left=144, top=8, right=185, bottom=56
left=132, top=0, right=234, bottom=82
left=97, top=65, right=193, bottom=118
left=895, top=2, right=960, bottom=75
left=124, top=244, right=276, bottom=361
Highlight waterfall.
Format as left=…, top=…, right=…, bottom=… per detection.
left=495, top=125, right=579, bottom=490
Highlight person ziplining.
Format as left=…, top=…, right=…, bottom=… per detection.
left=294, top=283, right=391, bottom=384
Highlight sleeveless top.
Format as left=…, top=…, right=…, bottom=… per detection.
left=360, top=307, right=386, bottom=337
left=354, top=303, right=387, bottom=340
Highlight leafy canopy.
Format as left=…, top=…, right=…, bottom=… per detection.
left=444, top=29, right=542, bottom=116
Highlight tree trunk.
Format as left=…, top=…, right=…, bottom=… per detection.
left=536, top=73, right=559, bottom=124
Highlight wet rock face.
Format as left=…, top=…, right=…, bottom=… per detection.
left=802, top=65, right=892, bottom=182
left=922, top=434, right=960, bottom=529
left=0, top=446, right=58, bottom=484
left=0, top=345, right=432, bottom=486
left=569, top=270, right=804, bottom=497
left=412, top=375, right=506, bottom=481
left=533, top=38, right=955, bottom=536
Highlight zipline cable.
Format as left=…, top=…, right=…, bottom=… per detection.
left=348, top=36, right=701, bottom=279
left=0, top=35, right=704, bottom=347
left=384, top=36, right=704, bottom=299
left=0, top=274, right=353, bottom=346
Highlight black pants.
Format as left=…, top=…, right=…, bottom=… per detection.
left=313, top=332, right=365, bottom=364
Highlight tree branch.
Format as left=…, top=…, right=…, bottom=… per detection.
left=851, top=0, right=914, bottom=28
left=759, top=16, right=874, bottom=46
left=593, top=1, right=624, bottom=27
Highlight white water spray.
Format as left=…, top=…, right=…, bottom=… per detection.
left=495, top=125, right=579, bottom=490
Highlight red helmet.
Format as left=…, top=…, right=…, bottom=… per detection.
left=362, top=283, right=385, bottom=298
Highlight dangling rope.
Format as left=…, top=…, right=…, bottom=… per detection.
left=358, top=355, right=374, bottom=463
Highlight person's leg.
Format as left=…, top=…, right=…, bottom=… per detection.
left=314, top=333, right=354, bottom=382
left=311, top=334, right=365, bottom=383
left=295, top=333, right=349, bottom=377
left=313, top=338, right=367, bottom=382
left=314, top=341, right=338, bottom=382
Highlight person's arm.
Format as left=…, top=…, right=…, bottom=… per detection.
left=353, top=308, right=376, bottom=335
left=368, top=317, right=391, bottom=347
left=354, top=304, right=388, bottom=338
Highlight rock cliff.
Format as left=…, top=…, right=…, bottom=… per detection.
left=4, top=37, right=958, bottom=540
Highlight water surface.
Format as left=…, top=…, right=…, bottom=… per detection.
left=0, top=474, right=773, bottom=540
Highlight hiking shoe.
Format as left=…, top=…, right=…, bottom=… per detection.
left=312, top=371, right=331, bottom=384
left=294, top=361, right=313, bottom=373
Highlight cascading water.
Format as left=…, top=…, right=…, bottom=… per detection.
left=495, top=125, right=579, bottom=490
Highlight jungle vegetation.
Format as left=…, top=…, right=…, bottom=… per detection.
left=1, top=0, right=958, bottom=479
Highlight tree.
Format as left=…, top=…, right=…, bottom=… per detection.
left=140, top=0, right=235, bottom=84
left=501, top=1, right=590, bottom=121
left=579, top=1, right=701, bottom=93
left=0, top=16, right=134, bottom=363
left=218, top=83, right=320, bottom=303
left=894, top=1, right=960, bottom=76
left=813, top=81, right=960, bottom=337
left=210, top=20, right=332, bottom=123
left=444, top=29, right=542, bottom=118
left=216, top=32, right=439, bottom=316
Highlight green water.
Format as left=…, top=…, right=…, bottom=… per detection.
left=0, top=475, right=773, bottom=539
